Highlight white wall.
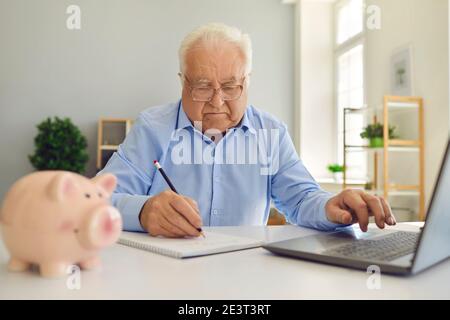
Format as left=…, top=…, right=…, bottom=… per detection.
left=366, top=0, right=449, bottom=208
left=295, top=0, right=449, bottom=208
left=0, top=0, right=295, bottom=199
left=299, top=0, right=335, bottom=180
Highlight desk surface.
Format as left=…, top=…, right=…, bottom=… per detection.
left=0, top=223, right=449, bottom=300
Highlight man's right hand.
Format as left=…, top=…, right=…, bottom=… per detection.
left=139, top=190, right=203, bottom=238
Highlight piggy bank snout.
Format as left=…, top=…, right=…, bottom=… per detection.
left=78, top=206, right=122, bottom=250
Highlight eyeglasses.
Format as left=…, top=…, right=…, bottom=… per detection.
left=179, top=73, right=246, bottom=102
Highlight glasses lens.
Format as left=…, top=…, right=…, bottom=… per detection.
left=192, top=86, right=242, bottom=101
left=221, top=86, right=242, bottom=100
left=192, top=88, right=214, bottom=101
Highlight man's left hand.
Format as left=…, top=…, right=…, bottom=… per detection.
left=325, top=189, right=397, bottom=232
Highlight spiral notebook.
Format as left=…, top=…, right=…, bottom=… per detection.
left=118, top=231, right=263, bottom=259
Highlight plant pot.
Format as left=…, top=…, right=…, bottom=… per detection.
left=369, top=137, right=384, bottom=148
left=333, top=172, right=343, bottom=182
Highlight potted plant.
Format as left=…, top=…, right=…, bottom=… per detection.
left=29, top=117, right=89, bottom=174
left=327, top=163, right=345, bottom=182
left=360, top=123, right=397, bottom=148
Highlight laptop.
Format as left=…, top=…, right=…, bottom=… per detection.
left=263, top=138, right=450, bottom=275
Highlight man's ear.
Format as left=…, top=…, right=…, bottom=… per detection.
left=178, top=72, right=184, bottom=88
left=92, top=174, right=117, bottom=196
left=48, top=173, right=78, bottom=202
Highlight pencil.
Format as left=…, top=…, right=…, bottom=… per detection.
left=153, top=160, right=205, bottom=238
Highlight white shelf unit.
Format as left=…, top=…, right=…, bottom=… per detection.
left=96, top=118, right=133, bottom=170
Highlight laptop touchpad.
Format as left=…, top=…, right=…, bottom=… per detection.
left=272, top=227, right=381, bottom=253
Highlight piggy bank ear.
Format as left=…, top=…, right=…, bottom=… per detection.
left=92, top=174, right=117, bottom=196
left=48, top=173, right=79, bottom=202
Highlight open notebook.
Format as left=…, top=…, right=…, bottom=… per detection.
left=118, top=231, right=264, bottom=259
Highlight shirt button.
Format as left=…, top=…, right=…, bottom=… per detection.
left=212, top=209, right=219, bottom=215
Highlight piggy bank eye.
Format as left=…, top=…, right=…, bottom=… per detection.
left=84, top=193, right=91, bottom=199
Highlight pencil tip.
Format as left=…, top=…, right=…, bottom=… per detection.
left=196, top=228, right=205, bottom=238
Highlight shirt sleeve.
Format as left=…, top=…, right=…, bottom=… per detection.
left=270, top=123, right=349, bottom=231
left=97, top=114, right=158, bottom=232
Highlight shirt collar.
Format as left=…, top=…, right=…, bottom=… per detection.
left=176, top=100, right=256, bottom=135
left=175, top=101, right=193, bottom=131
left=236, top=108, right=255, bottom=134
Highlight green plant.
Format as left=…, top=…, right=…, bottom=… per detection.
left=364, top=181, right=374, bottom=191
left=327, top=164, right=345, bottom=173
left=360, top=123, right=397, bottom=140
left=29, top=117, right=89, bottom=173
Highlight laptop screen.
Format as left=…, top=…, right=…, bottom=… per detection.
left=412, top=138, right=450, bottom=274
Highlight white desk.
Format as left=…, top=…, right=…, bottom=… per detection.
left=0, top=223, right=449, bottom=300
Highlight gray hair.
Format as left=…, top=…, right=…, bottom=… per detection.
left=178, top=23, right=253, bottom=76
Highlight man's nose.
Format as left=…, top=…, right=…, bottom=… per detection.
left=209, top=88, right=225, bottom=108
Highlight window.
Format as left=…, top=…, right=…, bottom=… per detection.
left=336, top=0, right=364, bottom=45
left=335, top=0, right=366, bottom=181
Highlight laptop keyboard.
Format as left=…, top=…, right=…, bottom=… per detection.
left=323, top=231, right=420, bottom=262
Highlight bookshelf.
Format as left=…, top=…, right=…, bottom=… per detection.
left=96, top=118, right=133, bottom=171
left=343, top=96, right=425, bottom=221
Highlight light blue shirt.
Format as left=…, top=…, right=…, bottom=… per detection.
left=98, top=100, right=343, bottom=232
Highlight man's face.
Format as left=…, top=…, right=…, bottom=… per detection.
left=181, top=41, right=248, bottom=134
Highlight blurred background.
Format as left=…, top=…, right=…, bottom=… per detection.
left=0, top=0, right=448, bottom=223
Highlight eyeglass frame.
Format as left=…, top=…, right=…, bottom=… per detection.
left=178, top=72, right=247, bottom=102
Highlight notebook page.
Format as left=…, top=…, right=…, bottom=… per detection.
left=118, top=231, right=263, bottom=258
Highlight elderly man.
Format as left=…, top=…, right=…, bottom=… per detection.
left=99, top=23, right=396, bottom=238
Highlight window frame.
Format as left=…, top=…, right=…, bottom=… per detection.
left=333, top=0, right=368, bottom=180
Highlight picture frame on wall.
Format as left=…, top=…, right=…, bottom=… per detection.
left=390, top=44, right=414, bottom=96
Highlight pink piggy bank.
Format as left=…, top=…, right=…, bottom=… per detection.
left=0, top=171, right=122, bottom=278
